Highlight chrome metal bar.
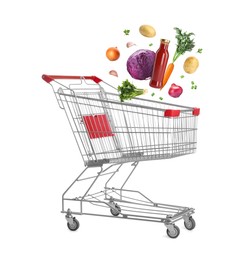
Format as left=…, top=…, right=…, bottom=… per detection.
left=104, top=164, right=123, bottom=192
left=77, top=170, right=116, bottom=181
left=106, top=197, right=184, bottom=211
left=79, top=213, right=164, bottom=223
left=62, top=167, right=89, bottom=211
left=120, top=162, right=138, bottom=191
left=118, top=208, right=169, bottom=216
left=59, top=92, right=194, bottom=114
left=110, top=188, right=154, bottom=204
left=81, top=168, right=103, bottom=199
left=120, top=204, right=177, bottom=214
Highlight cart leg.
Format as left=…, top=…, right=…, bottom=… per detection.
left=62, top=167, right=89, bottom=212
left=104, top=162, right=139, bottom=201
left=119, top=162, right=138, bottom=200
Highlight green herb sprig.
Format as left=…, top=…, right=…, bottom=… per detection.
left=197, top=48, right=203, bottom=54
left=123, top=29, right=130, bottom=35
left=172, top=27, right=195, bottom=63
left=118, top=79, right=147, bottom=102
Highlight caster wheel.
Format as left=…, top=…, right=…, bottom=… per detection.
left=166, top=225, right=180, bottom=239
left=184, top=216, right=196, bottom=230
left=67, top=218, right=80, bottom=231
left=110, top=204, right=121, bottom=216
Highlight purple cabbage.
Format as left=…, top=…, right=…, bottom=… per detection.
left=127, top=49, right=155, bottom=80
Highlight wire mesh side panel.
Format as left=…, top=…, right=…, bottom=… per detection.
left=104, top=95, right=198, bottom=163
left=58, top=90, right=198, bottom=165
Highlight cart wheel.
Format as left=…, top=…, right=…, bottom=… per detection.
left=110, top=204, right=121, bottom=216
left=166, top=225, right=180, bottom=239
left=184, top=216, right=196, bottom=230
left=67, top=218, right=80, bottom=231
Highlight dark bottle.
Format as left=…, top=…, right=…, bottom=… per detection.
left=149, top=39, right=170, bottom=88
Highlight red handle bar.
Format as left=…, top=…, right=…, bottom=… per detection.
left=42, top=74, right=102, bottom=84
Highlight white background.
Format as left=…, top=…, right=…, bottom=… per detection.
left=1, top=0, right=245, bottom=259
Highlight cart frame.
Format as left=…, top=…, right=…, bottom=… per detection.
left=42, top=74, right=199, bottom=238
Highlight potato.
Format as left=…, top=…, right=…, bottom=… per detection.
left=183, top=56, right=199, bottom=74
left=139, top=25, right=156, bottom=38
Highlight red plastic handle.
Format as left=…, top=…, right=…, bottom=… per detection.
left=192, top=107, right=200, bottom=116
left=42, top=74, right=102, bottom=84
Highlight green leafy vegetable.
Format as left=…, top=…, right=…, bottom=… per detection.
left=180, top=75, right=184, bottom=78
left=123, top=29, right=130, bottom=35
left=151, top=92, right=155, bottom=96
left=159, top=97, right=163, bottom=101
left=191, top=81, right=195, bottom=85
left=118, top=79, right=147, bottom=102
left=149, top=43, right=153, bottom=46
left=197, top=48, right=203, bottom=54
left=172, top=27, right=195, bottom=63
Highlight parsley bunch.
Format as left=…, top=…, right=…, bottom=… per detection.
left=172, top=27, right=195, bottom=62
left=118, top=80, right=147, bottom=102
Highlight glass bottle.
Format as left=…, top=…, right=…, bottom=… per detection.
left=149, top=39, right=170, bottom=88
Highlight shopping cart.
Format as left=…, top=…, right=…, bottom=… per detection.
left=42, top=74, right=200, bottom=238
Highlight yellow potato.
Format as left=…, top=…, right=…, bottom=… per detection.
left=183, top=56, right=199, bottom=74
left=139, top=25, right=156, bottom=38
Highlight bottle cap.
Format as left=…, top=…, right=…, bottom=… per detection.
left=161, top=39, right=170, bottom=44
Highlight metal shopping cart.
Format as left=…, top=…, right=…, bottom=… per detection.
left=42, top=74, right=200, bottom=238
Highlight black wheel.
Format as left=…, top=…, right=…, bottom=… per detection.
left=110, top=204, right=121, bottom=216
left=166, top=225, right=180, bottom=239
left=184, top=216, right=196, bottom=230
left=67, top=218, right=80, bottom=231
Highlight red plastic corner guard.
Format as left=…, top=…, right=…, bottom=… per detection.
left=193, top=108, right=200, bottom=116
left=42, top=74, right=102, bottom=84
left=164, top=109, right=180, bottom=117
